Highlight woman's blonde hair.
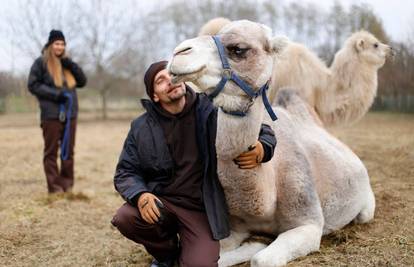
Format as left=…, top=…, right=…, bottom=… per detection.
left=42, top=45, right=76, bottom=89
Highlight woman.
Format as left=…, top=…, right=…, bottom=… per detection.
left=28, top=29, right=87, bottom=193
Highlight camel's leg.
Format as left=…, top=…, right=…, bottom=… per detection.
left=354, top=186, right=375, bottom=224
left=219, top=241, right=267, bottom=267
left=250, top=224, right=322, bottom=267
left=220, top=231, right=250, bottom=252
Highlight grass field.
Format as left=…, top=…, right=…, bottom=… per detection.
left=0, top=112, right=413, bottom=266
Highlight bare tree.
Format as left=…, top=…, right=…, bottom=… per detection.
left=6, top=0, right=149, bottom=119
left=6, top=0, right=77, bottom=59
left=0, top=72, right=18, bottom=113
left=68, top=0, right=145, bottom=119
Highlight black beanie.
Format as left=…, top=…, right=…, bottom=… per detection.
left=144, top=60, right=168, bottom=100
left=46, top=30, right=65, bottom=47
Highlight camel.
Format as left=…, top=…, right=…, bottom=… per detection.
left=199, top=18, right=393, bottom=126
left=168, top=20, right=375, bottom=267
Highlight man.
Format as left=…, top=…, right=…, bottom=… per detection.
left=111, top=61, right=276, bottom=267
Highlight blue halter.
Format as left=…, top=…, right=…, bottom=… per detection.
left=209, top=35, right=277, bottom=121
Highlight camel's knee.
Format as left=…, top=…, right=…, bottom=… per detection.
left=355, top=189, right=375, bottom=224
left=220, top=231, right=249, bottom=252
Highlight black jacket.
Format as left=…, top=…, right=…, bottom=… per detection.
left=27, top=57, right=87, bottom=120
left=114, top=92, right=277, bottom=240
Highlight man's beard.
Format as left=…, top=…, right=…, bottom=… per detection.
left=168, top=91, right=186, bottom=102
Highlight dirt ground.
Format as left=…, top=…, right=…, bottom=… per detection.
left=0, top=112, right=413, bottom=267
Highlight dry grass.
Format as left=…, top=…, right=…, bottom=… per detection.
left=0, top=112, right=413, bottom=266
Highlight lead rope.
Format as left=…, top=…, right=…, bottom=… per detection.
left=59, top=92, right=73, bottom=160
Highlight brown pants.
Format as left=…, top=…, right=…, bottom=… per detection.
left=111, top=198, right=219, bottom=267
left=41, top=119, right=76, bottom=193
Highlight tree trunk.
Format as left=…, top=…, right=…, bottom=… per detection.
left=101, top=90, right=108, bottom=120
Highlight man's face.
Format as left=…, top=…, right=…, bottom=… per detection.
left=153, top=69, right=186, bottom=104
left=51, top=40, right=65, bottom=57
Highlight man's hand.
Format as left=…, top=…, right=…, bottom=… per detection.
left=234, top=141, right=264, bottom=169
left=137, top=192, right=161, bottom=224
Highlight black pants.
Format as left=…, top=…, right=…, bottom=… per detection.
left=111, top=197, right=220, bottom=267
left=41, top=119, right=76, bottom=193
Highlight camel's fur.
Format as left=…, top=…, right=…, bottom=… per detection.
left=198, top=18, right=392, bottom=127
left=169, top=20, right=375, bottom=267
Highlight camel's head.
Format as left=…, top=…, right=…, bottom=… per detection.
left=348, top=31, right=393, bottom=67
left=169, top=20, right=289, bottom=113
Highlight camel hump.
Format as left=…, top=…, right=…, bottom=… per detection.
left=198, top=17, right=232, bottom=36
left=275, top=88, right=317, bottom=124
left=275, top=87, right=303, bottom=108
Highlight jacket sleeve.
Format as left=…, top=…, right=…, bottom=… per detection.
left=27, top=58, right=60, bottom=101
left=114, top=122, right=149, bottom=205
left=65, top=58, right=87, bottom=88
left=258, top=123, right=277, bottom=163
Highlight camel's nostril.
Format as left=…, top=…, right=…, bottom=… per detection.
left=174, top=47, right=193, bottom=56
left=388, top=46, right=396, bottom=57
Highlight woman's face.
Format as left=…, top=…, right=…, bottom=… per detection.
left=51, top=40, right=65, bottom=57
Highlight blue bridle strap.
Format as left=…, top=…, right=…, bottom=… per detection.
left=210, top=35, right=277, bottom=121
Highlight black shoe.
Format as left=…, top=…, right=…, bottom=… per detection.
left=150, top=258, right=175, bottom=267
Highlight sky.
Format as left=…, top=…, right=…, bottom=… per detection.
left=299, top=0, right=413, bottom=42
left=0, top=0, right=413, bottom=74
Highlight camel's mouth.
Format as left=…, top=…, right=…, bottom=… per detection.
left=386, top=48, right=396, bottom=59
left=170, top=65, right=206, bottom=85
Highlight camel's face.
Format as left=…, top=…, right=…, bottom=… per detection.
left=169, top=20, right=287, bottom=110
left=353, top=31, right=392, bottom=67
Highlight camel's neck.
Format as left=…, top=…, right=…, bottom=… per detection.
left=331, top=53, right=377, bottom=95
left=215, top=97, right=265, bottom=160
left=321, top=52, right=378, bottom=125
left=214, top=97, right=277, bottom=220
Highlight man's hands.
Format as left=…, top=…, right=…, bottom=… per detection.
left=234, top=141, right=264, bottom=169
left=137, top=192, right=161, bottom=224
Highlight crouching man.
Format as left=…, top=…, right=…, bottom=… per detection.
left=111, top=61, right=277, bottom=267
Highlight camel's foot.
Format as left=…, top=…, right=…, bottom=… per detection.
left=219, top=242, right=266, bottom=267
left=250, top=224, right=322, bottom=267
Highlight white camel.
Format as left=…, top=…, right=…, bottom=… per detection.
left=199, top=18, right=393, bottom=126
left=169, top=20, right=375, bottom=267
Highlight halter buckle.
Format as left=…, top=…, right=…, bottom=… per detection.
left=222, top=69, right=232, bottom=79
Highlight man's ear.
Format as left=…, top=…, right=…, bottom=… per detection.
left=270, top=35, right=290, bottom=54
left=153, top=93, right=159, bottom=102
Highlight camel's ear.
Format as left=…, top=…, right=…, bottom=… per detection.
left=355, top=39, right=365, bottom=52
left=270, top=35, right=289, bottom=54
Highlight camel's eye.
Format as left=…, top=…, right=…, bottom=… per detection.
left=227, top=45, right=250, bottom=58
left=374, top=43, right=379, bottom=48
